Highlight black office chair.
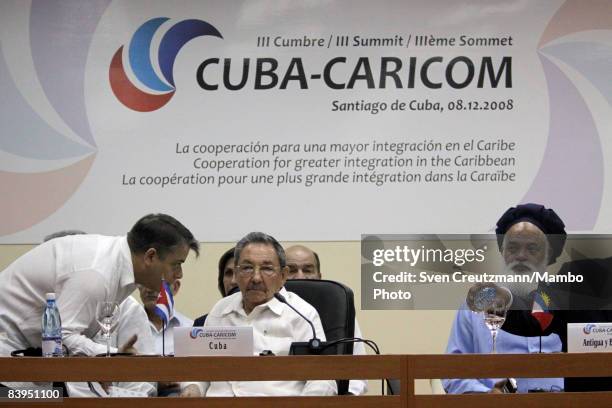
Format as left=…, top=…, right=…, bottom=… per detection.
left=387, top=379, right=400, bottom=395
left=284, top=279, right=356, bottom=394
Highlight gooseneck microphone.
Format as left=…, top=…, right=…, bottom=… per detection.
left=274, top=292, right=322, bottom=350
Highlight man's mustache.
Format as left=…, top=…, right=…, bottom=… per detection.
left=505, top=261, right=542, bottom=273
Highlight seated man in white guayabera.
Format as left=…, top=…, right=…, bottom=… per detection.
left=181, top=232, right=336, bottom=397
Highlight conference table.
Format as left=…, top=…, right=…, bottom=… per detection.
left=1, top=353, right=611, bottom=407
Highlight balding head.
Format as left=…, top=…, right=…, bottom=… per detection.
left=285, top=245, right=321, bottom=280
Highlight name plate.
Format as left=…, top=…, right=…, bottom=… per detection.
left=173, top=326, right=253, bottom=356
left=567, top=323, right=612, bottom=353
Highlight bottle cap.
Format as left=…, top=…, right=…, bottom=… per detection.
left=45, top=293, right=56, bottom=301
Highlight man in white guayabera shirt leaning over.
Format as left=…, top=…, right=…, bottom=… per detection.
left=0, top=213, right=199, bottom=390
left=181, top=232, right=337, bottom=397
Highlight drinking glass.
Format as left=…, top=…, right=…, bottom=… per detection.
left=467, top=284, right=513, bottom=353
left=95, top=301, right=119, bottom=357
left=483, top=302, right=507, bottom=353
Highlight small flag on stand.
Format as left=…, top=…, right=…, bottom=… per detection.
left=154, top=280, right=174, bottom=325
left=532, top=290, right=553, bottom=331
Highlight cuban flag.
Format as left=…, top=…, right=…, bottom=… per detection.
left=154, top=280, right=174, bottom=325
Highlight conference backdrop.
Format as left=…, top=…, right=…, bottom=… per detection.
left=1, top=0, right=611, bottom=243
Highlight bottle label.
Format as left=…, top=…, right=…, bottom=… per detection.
left=42, top=338, right=63, bottom=357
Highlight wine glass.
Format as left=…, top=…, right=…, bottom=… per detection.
left=483, top=302, right=507, bottom=353
left=95, top=301, right=119, bottom=357
left=466, top=284, right=513, bottom=353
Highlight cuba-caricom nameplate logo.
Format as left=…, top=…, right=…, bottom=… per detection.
left=109, top=17, right=222, bottom=112
left=190, top=327, right=204, bottom=339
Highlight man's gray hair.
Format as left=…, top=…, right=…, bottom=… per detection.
left=234, top=232, right=286, bottom=268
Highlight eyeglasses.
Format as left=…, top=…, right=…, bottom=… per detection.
left=236, top=264, right=279, bottom=277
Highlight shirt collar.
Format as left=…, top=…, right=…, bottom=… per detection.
left=220, top=291, right=244, bottom=316
left=266, top=287, right=288, bottom=316
left=148, top=314, right=182, bottom=333
left=220, top=287, right=288, bottom=317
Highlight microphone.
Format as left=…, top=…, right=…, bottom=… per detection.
left=274, top=292, right=322, bottom=351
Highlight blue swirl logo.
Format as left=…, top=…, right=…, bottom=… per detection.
left=190, top=327, right=204, bottom=339
left=583, top=323, right=596, bottom=335
left=109, top=18, right=222, bottom=112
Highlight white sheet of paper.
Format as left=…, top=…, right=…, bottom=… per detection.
left=107, top=386, right=148, bottom=398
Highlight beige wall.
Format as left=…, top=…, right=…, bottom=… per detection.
left=0, top=241, right=456, bottom=394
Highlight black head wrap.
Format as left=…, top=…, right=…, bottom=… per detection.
left=495, top=203, right=566, bottom=265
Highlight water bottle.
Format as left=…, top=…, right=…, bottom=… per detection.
left=41, top=293, right=63, bottom=357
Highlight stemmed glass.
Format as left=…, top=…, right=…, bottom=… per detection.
left=483, top=301, right=508, bottom=353
left=467, top=284, right=513, bottom=353
left=95, top=301, right=119, bottom=357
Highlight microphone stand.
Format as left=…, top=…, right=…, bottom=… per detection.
left=274, top=292, right=322, bottom=351
left=275, top=291, right=380, bottom=396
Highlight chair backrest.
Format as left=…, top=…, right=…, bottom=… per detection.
left=284, top=279, right=356, bottom=395
left=387, top=379, right=400, bottom=395
left=284, top=279, right=356, bottom=354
